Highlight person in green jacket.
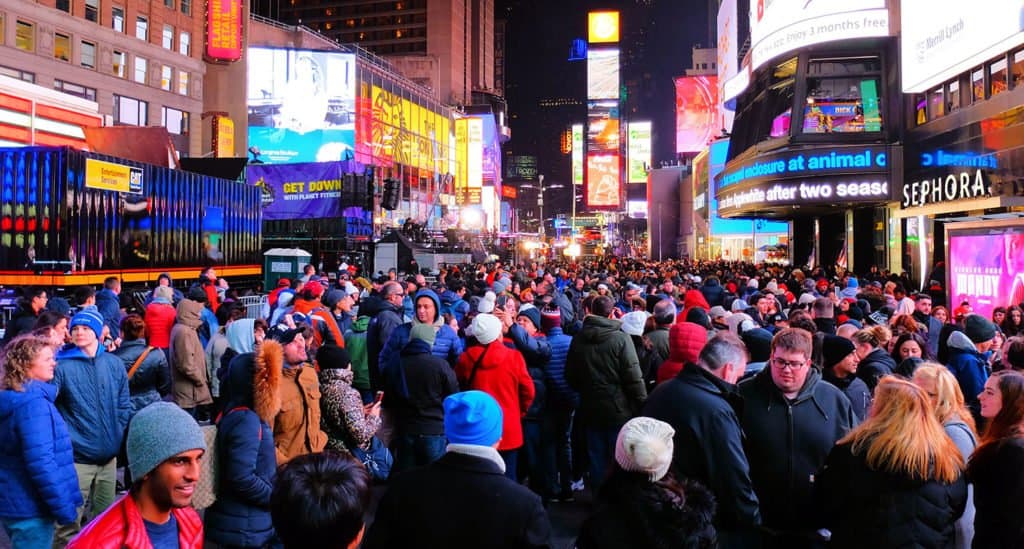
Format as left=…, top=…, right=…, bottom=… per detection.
left=344, top=316, right=373, bottom=404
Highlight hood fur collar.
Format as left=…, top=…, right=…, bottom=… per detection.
left=254, top=340, right=283, bottom=424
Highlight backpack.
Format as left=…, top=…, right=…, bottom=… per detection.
left=440, top=297, right=467, bottom=322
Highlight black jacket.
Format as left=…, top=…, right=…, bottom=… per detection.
left=389, top=338, right=459, bottom=436
left=363, top=296, right=405, bottom=392
left=737, top=367, right=857, bottom=534
left=1, top=303, right=37, bottom=345
left=508, top=324, right=552, bottom=419
left=642, top=365, right=760, bottom=532
left=566, top=315, right=646, bottom=428
left=701, top=280, right=726, bottom=308
left=857, top=347, right=897, bottom=394
left=363, top=451, right=551, bottom=548
left=818, top=442, right=967, bottom=548
left=968, top=437, right=1024, bottom=548
left=821, top=369, right=872, bottom=422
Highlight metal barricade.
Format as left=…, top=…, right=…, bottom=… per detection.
left=239, top=295, right=267, bottom=320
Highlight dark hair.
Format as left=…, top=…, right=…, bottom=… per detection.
left=216, top=301, right=243, bottom=326
left=447, top=279, right=465, bottom=293
left=974, top=371, right=1024, bottom=453
left=34, top=310, right=67, bottom=330
left=120, top=314, right=146, bottom=341
left=74, top=286, right=96, bottom=305
left=1004, top=336, right=1024, bottom=371
left=591, top=296, right=615, bottom=318
left=271, top=452, right=371, bottom=549
left=103, top=276, right=120, bottom=290
left=890, top=332, right=931, bottom=363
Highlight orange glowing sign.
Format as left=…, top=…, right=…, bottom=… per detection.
left=212, top=116, right=235, bottom=158
left=588, top=11, right=620, bottom=44
left=206, top=0, right=242, bottom=62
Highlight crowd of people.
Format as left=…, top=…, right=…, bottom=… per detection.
left=1, top=257, right=1023, bottom=548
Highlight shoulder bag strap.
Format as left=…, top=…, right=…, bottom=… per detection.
left=127, top=346, right=155, bottom=379
left=466, top=344, right=491, bottom=388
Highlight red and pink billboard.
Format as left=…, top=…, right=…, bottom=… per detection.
left=947, top=222, right=1024, bottom=320
left=585, top=153, right=621, bottom=209
left=675, top=75, right=718, bottom=153
left=206, top=0, right=243, bottom=62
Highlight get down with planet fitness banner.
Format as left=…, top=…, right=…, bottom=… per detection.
left=247, top=161, right=358, bottom=220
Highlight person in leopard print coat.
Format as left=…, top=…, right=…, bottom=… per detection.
left=317, top=344, right=382, bottom=452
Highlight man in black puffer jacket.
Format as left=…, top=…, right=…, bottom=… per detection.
left=701, top=276, right=726, bottom=308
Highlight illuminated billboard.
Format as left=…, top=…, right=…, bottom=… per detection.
left=717, top=0, right=737, bottom=132
left=588, top=101, right=620, bottom=153
left=572, top=124, right=584, bottom=186
left=586, top=153, right=621, bottom=209
left=627, top=121, right=651, bottom=183
left=749, top=0, right=889, bottom=71
left=206, top=0, right=243, bottom=62
left=587, top=49, right=620, bottom=100
left=588, top=11, right=620, bottom=44
left=901, top=1, right=1024, bottom=92
left=947, top=220, right=1024, bottom=321
left=455, top=117, right=483, bottom=205
left=675, top=76, right=718, bottom=154
left=247, top=47, right=356, bottom=164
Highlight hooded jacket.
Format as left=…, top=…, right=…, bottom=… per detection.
left=656, top=322, right=709, bottom=384
left=701, top=278, right=726, bottom=308
left=363, top=295, right=406, bottom=392
left=737, top=367, right=857, bottom=534
left=822, top=368, right=872, bottom=422
left=379, top=289, right=464, bottom=375
left=0, top=380, right=83, bottom=524
left=144, top=299, right=176, bottom=349
left=95, top=288, right=122, bottom=340
left=455, top=340, right=535, bottom=451
left=386, top=338, right=458, bottom=436
left=344, top=315, right=372, bottom=391
left=54, top=344, right=132, bottom=464
left=169, top=298, right=213, bottom=408
left=566, top=315, right=647, bottom=428
left=543, top=325, right=578, bottom=409
left=204, top=348, right=279, bottom=548
left=271, top=340, right=328, bottom=463
left=113, top=339, right=171, bottom=414
left=144, top=274, right=184, bottom=306
left=292, top=295, right=345, bottom=351
left=0, top=303, right=38, bottom=345
left=508, top=323, right=552, bottom=419
left=856, top=346, right=897, bottom=394
left=946, top=331, right=990, bottom=425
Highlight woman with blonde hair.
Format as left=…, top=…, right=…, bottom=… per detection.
left=852, top=325, right=897, bottom=393
left=912, top=363, right=977, bottom=549
left=817, top=376, right=967, bottom=548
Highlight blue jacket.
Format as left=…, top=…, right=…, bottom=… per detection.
left=379, top=289, right=464, bottom=373
left=95, top=289, right=122, bottom=340
left=0, top=381, right=83, bottom=524
left=946, top=331, right=990, bottom=426
left=113, top=339, right=171, bottom=414
left=508, top=324, right=551, bottom=419
left=439, top=290, right=470, bottom=323
left=204, top=352, right=277, bottom=547
left=543, top=327, right=578, bottom=409
left=53, top=345, right=132, bottom=465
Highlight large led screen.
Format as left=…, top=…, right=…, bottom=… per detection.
left=709, top=140, right=789, bottom=236
left=247, top=47, right=356, bottom=164
left=572, top=124, right=584, bottom=186
left=588, top=101, right=620, bottom=153
left=901, top=1, right=1024, bottom=92
left=627, top=121, right=651, bottom=183
left=947, top=221, right=1024, bottom=321
left=586, top=153, right=621, bottom=209
left=717, top=0, right=738, bottom=132
left=587, top=49, right=620, bottom=100
left=749, top=0, right=889, bottom=71
left=675, top=76, right=718, bottom=154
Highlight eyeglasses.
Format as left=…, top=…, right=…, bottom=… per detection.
left=771, top=357, right=808, bottom=371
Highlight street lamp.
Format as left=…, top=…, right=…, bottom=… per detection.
left=537, top=174, right=545, bottom=240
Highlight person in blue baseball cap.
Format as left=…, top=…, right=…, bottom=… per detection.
left=363, top=391, right=551, bottom=548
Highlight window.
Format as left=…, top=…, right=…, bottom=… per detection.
left=802, top=56, right=883, bottom=133
left=177, top=71, right=189, bottom=95
left=162, top=24, right=173, bottom=49
left=112, top=6, right=125, bottom=32
left=1013, top=50, right=1024, bottom=88
left=948, top=80, right=960, bottom=112
left=972, top=68, right=985, bottom=102
left=990, top=58, right=1008, bottom=97
left=54, top=32, right=71, bottom=62
left=181, top=0, right=191, bottom=15
left=0, top=66, right=35, bottom=84
left=85, top=0, right=99, bottom=22
left=113, top=50, right=126, bottom=77
left=914, top=94, right=927, bottom=126
left=161, top=65, right=172, bottom=91
left=165, top=0, right=175, bottom=7
left=114, top=95, right=148, bottom=126
left=134, top=57, right=148, bottom=84
left=136, top=16, right=148, bottom=41
left=162, top=107, right=188, bottom=134
left=81, top=41, right=96, bottom=69
left=16, top=21, right=34, bottom=52
left=179, top=31, right=190, bottom=56
left=929, top=86, right=945, bottom=119
left=56, top=0, right=70, bottom=13
left=54, top=80, right=97, bottom=102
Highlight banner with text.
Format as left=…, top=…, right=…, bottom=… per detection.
left=246, top=162, right=352, bottom=220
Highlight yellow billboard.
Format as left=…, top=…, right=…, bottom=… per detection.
left=85, top=158, right=143, bottom=194
left=588, top=11, right=620, bottom=44
left=455, top=118, right=468, bottom=205
left=213, top=116, right=235, bottom=158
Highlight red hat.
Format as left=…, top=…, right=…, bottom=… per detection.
left=301, top=281, right=324, bottom=299
left=816, top=278, right=829, bottom=289
left=277, top=278, right=291, bottom=287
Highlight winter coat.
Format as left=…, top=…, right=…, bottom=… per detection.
left=364, top=296, right=406, bottom=392
left=914, top=310, right=944, bottom=358
left=272, top=341, right=328, bottom=463
left=54, top=345, right=132, bottom=464
left=344, top=316, right=372, bottom=391
left=0, top=381, right=82, bottom=524
left=378, top=289, right=464, bottom=374
left=576, top=473, right=718, bottom=549
left=0, top=304, right=38, bottom=345
left=144, top=301, right=176, bottom=349
left=701, top=279, right=726, bottom=308
left=566, top=315, right=647, bottom=428
left=857, top=346, right=897, bottom=394
left=656, top=322, right=709, bottom=384
left=945, top=419, right=977, bottom=549
left=967, top=436, right=1024, bottom=548
left=508, top=324, right=552, bottom=419
left=646, top=326, right=671, bottom=371
left=320, top=368, right=382, bottom=452
left=205, top=330, right=229, bottom=399
left=945, top=331, right=990, bottom=426
left=292, top=297, right=345, bottom=351
left=439, top=289, right=470, bottom=322
left=67, top=492, right=204, bottom=549
left=817, top=441, right=967, bottom=548
left=386, top=338, right=459, bottom=437
left=822, top=368, right=872, bottom=422
left=95, top=288, right=122, bottom=340
left=113, top=339, right=171, bottom=414
left=642, top=364, right=760, bottom=533
left=169, top=299, right=213, bottom=408
left=204, top=348, right=279, bottom=548
left=543, top=326, right=578, bottom=409
left=363, top=451, right=551, bottom=549
left=737, top=367, right=857, bottom=534
left=455, top=340, right=535, bottom=451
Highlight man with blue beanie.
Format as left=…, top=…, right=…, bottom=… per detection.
left=364, top=391, right=551, bottom=548
left=53, top=307, right=132, bottom=547
left=68, top=402, right=207, bottom=548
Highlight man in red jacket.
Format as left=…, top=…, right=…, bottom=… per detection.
left=68, top=402, right=207, bottom=549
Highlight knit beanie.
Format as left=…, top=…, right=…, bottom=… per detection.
left=686, top=307, right=712, bottom=330
left=322, top=289, right=344, bottom=310
left=822, top=335, right=857, bottom=369
left=731, top=299, right=749, bottom=313
left=614, top=417, right=675, bottom=482
left=478, top=291, right=497, bottom=314
left=471, top=313, right=503, bottom=345
left=187, top=286, right=208, bottom=304
left=69, top=308, right=104, bottom=340
left=493, top=279, right=507, bottom=296
left=621, top=311, right=648, bottom=337
left=127, top=402, right=207, bottom=480
left=964, top=314, right=996, bottom=343
left=540, top=307, right=562, bottom=332
left=316, top=343, right=351, bottom=370
left=45, top=296, right=72, bottom=317
left=444, top=391, right=503, bottom=446
left=410, top=322, right=437, bottom=347
left=741, top=328, right=773, bottom=363
left=517, top=306, right=542, bottom=331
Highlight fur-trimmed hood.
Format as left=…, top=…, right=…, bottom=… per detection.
left=254, top=340, right=283, bottom=425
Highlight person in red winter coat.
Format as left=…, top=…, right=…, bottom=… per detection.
left=144, top=285, right=177, bottom=350
left=656, top=322, right=709, bottom=384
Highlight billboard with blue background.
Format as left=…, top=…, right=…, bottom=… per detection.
left=709, top=140, right=789, bottom=235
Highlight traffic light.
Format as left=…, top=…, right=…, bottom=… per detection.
left=381, top=178, right=399, bottom=211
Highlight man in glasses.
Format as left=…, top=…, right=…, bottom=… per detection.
left=737, top=327, right=857, bottom=548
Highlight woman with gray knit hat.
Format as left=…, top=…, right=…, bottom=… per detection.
left=576, top=417, right=717, bottom=548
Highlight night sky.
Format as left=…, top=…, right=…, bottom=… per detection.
left=499, top=0, right=711, bottom=215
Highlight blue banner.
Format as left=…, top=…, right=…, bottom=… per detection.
left=247, top=161, right=359, bottom=221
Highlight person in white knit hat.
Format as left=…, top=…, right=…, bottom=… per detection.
left=576, top=416, right=717, bottom=548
